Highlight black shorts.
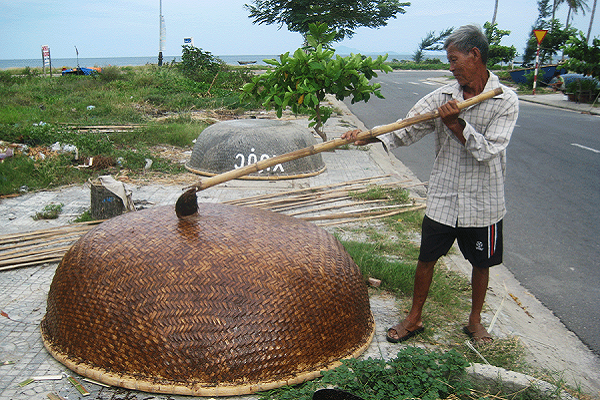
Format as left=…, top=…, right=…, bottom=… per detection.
left=419, top=215, right=503, bottom=268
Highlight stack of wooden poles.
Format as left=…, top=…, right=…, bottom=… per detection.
left=0, top=175, right=424, bottom=271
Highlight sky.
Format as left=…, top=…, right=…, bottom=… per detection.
left=1, top=0, right=598, bottom=60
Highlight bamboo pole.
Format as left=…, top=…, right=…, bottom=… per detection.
left=317, top=204, right=426, bottom=227
left=184, top=88, right=502, bottom=194
left=223, top=175, right=393, bottom=206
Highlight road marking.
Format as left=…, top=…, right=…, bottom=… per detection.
left=571, top=143, right=600, bottom=154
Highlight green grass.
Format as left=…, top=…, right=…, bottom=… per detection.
left=0, top=64, right=258, bottom=196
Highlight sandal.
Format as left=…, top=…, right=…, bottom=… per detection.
left=386, top=320, right=424, bottom=343
left=463, top=323, right=493, bottom=344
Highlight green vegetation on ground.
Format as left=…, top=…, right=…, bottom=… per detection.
left=0, top=62, right=259, bottom=196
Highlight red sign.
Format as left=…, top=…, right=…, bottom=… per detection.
left=41, top=45, right=50, bottom=67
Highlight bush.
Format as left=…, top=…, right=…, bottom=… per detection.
left=178, top=45, right=223, bottom=81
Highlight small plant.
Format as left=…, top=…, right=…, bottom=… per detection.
left=73, top=209, right=94, bottom=223
left=258, top=347, right=472, bottom=400
left=242, top=22, right=391, bottom=141
left=349, top=185, right=410, bottom=203
left=32, top=203, right=64, bottom=220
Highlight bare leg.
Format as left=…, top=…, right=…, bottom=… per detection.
left=464, top=266, right=493, bottom=343
left=387, top=260, right=436, bottom=340
left=469, top=266, right=489, bottom=326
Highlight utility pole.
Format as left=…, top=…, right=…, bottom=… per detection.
left=158, top=0, right=165, bottom=66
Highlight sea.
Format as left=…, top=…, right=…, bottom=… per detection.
left=0, top=53, right=417, bottom=70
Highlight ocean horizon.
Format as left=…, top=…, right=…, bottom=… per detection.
left=0, top=53, right=418, bottom=70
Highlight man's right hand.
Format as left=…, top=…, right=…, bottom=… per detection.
left=341, top=129, right=375, bottom=146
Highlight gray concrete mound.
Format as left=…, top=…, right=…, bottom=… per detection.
left=186, top=119, right=326, bottom=179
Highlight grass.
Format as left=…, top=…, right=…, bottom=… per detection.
left=0, top=63, right=258, bottom=196
left=32, top=202, right=63, bottom=220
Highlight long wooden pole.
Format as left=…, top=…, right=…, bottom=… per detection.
left=185, top=88, right=502, bottom=193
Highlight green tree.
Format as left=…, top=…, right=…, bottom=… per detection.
left=523, top=0, right=576, bottom=64
left=564, top=0, right=590, bottom=30
left=242, top=23, right=392, bottom=141
left=563, top=31, right=600, bottom=77
left=412, top=28, right=454, bottom=63
left=484, top=22, right=517, bottom=66
left=244, top=0, right=410, bottom=42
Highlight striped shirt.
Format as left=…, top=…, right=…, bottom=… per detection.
left=379, top=72, right=519, bottom=228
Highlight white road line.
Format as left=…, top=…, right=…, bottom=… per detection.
left=571, top=143, right=600, bottom=154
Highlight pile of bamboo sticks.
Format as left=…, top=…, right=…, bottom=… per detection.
left=0, top=175, right=424, bottom=271
left=224, top=175, right=425, bottom=227
left=0, top=221, right=102, bottom=272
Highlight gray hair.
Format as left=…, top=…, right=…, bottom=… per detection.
left=444, top=25, right=489, bottom=65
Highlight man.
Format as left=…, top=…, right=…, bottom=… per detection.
left=342, top=25, right=519, bottom=344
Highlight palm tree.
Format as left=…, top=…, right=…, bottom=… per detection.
left=492, top=0, right=499, bottom=25
left=587, top=0, right=597, bottom=42
left=565, top=0, right=589, bottom=30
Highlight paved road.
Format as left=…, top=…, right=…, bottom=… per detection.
left=344, top=70, right=600, bottom=355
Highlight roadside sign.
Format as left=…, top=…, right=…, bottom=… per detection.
left=533, top=30, right=548, bottom=45
left=184, top=37, right=194, bottom=46
left=531, top=30, right=548, bottom=95
left=41, top=45, right=52, bottom=76
left=41, top=45, right=50, bottom=67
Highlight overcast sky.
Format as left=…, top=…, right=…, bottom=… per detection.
left=1, top=0, right=598, bottom=60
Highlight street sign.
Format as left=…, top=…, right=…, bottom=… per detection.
left=41, top=45, right=52, bottom=76
left=533, top=30, right=548, bottom=45
left=184, top=37, right=194, bottom=46
left=531, top=30, right=548, bottom=95
left=41, top=45, right=50, bottom=67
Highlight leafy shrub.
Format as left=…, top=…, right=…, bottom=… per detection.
left=243, top=23, right=391, bottom=141
left=258, top=348, right=472, bottom=400
left=178, top=45, right=223, bottom=81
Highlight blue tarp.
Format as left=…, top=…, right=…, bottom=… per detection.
left=61, top=67, right=100, bottom=76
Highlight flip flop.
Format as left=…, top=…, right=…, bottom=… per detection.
left=463, top=323, right=493, bottom=344
left=313, top=388, right=365, bottom=400
left=385, top=320, right=425, bottom=343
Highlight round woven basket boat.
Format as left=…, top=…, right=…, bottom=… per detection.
left=41, top=203, right=374, bottom=396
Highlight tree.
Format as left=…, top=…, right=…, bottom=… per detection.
left=244, top=0, right=410, bottom=42
left=484, top=22, right=517, bottom=66
left=523, top=19, right=576, bottom=65
left=242, top=23, right=392, bottom=141
left=587, top=0, right=597, bottom=42
left=564, top=0, right=589, bottom=30
left=412, top=28, right=453, bottom=63
left=563, top=31, right=600, bottom=77
left=491, top=0, right=499, bottom=25
left=523, top=0, right=575, bottom=65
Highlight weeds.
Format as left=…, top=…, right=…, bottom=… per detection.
left=258, top=348, right=473, bottom=400
left=0, top=64, right=257, bottom=196
left=32, top=203, right=63, bottom=220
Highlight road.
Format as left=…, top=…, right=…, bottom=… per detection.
left=344, top=70, right=600, bottom=355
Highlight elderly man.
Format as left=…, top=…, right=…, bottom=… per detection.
left=342, top=25, right=519, bottom=344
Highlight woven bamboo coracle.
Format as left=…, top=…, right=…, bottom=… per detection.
left=41, top=203, right=374, bottom=396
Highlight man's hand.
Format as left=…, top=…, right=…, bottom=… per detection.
left=341, top=129, right=376, bottom=146
left=438, top=100, right=466, bottom=144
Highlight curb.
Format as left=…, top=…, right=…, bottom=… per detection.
left=467, top=363, right=577, bottom=400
